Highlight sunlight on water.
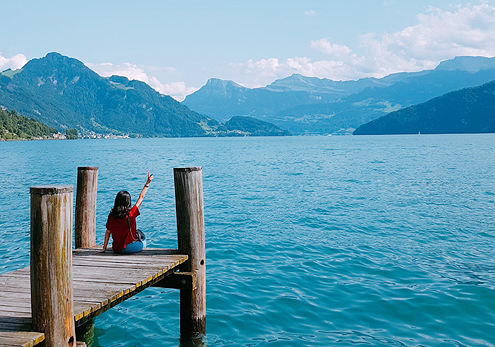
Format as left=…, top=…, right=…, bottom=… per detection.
left=1, top=134, right=494, bottom=346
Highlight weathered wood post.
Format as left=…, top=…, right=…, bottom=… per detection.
left=30, top=185, right=76, bottom=347
left=174, top=167, right=206, bottom=339
left=75, top=167, right=98, bottom=248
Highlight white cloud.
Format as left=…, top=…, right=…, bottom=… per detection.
left=353, top=3, right=495, bottom=76
left=155, top=81, right=198, bottom=102
left=311, top=39, right=352, bottom=58
left=230, top=57, right=364, bottom=87
left=304, top=10, right=316, bottom=16
left=0, top=53, right=28, bottom=71
left=234, top=3, right=495, bottom=86
left=86, top=62, right=195, bottom=101
left=87, top=62, right=149, bottom=82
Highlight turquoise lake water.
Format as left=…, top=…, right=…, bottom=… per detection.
left=1, top=134, right=494, bottom=346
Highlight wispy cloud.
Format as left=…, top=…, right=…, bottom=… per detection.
left=85, top=62, right=196, bottom=101
left=233, top=3, right=495, bottom=85
left=304, top=10, right=316, bottom=16
left=0, top=52, right=28, bottom=71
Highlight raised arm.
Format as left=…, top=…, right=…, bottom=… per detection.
left=135, top=172, right=154, bottom=210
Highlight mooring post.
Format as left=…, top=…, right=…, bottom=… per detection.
left=30, top=185, right=76, bottom=347
left=75, top=167, right=98, bottom=248
left=174, top=167, right=206, bottom=339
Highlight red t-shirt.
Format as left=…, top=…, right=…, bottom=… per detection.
left=106, top=205, right=140, bottom=253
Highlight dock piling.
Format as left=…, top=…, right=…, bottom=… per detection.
left=75, top=167, right=98, bottom=248
left=30, top=185, right=76, bottom=347
left=174, top=167, right=206, bottom=339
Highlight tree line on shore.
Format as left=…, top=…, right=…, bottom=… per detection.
left=0, top=108, right=78, bottom=141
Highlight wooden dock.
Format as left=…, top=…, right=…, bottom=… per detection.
left=0, top=248, right=188, bottom=346
left=0, top=167, right=206, bottom=347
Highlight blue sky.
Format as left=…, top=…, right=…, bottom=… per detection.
left=1, top=1, right=494, bottom=100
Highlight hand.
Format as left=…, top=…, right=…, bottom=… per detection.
left=146, top=172, right=154, bottom=185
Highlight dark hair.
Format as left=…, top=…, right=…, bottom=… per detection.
left=110, top=190, right=131, bottom=219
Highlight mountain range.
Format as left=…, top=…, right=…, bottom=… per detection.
left=183, top=56, right=495, bottom=135
left=2, top=53, right=495, bottom=138
left=0, top=53, right=290, bottom=138
left=353, top=80, right=495, bottom=135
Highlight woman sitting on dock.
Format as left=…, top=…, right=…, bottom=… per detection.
left=102, top=172, right=154, bottom=253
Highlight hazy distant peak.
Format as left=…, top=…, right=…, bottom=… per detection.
left=266, top=74, right=331, bottom=91
left=435, top=56, right=495, bottom=72
left=273, top=73, right=315, bottom=83
left=205, top=78, right=244, bottom=89
left=266, top=74, right=343, bottom=93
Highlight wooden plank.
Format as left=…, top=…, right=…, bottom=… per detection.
left=72, top=302, right=100, bottom=322
left=71, top=260, right=182, bottom=271
left=0, top=276, right=30, bottom=284
left=74, top=250, right=184, bottom=259
left=0, top=331, right=44, bottom=347
left=0, top=311, right=31, bottom=318
left=73, top=280, right=137, bottom=293
left=0, top=247, right=188, bottom=345
left=0, top=304, right=30, bottom=312
left=72, top=266, right=163, bottom=278
left=71, top=250, right=186, bottom=323
left=0, top=325, right=34, bottom=334
left=72, top=247, right=181, bottom=255
left=0, top=305, right=31, bottom=313
left=0, top=297, right=30, bottom=306
left=0, top=300, right=31, bottom=311
left=72, top=255, right=183, bottom=264
left=73, top=272, right=156, bottom=287
left=0, top=268, right=30, bottom=276
left=0, top=282, right=29, bottom=289
left=0, top=288, right=30, bottom=295
left=0, top=292, right=30, bottom=299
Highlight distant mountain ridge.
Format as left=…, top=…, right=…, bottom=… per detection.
left=0, top=53, right=291, bottom=137
left=183, top=77, right=339, bottom=123
left=435, top=56, right=495, bottom=72
left=353, top=80, right=495, bottom=135
left=183, top=56, right=495, bottom=135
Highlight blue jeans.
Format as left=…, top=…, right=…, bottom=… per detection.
left=119, top=239, right=147, bottom=254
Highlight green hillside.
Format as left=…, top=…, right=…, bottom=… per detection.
left=0, top=109, right=58, bottom=140
left=353, top=81, right=495, bottom=135
left=224, top=116, right=292, bottom=136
